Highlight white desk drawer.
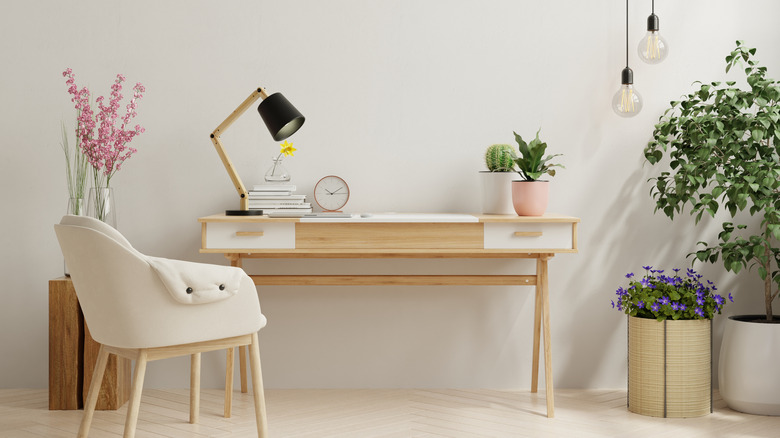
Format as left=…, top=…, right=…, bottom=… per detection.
left=205, top=222, right=295, bottom=249
left=484, top=222, right=574, bottom=250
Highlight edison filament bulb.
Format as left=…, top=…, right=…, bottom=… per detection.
left=612, top=67, right=642, bottom=117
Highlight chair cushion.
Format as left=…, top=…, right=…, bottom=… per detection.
left=147, top=256, right=244, bottom=305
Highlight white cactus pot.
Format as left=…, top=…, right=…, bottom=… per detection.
left=480, top=171, right=516, bottom=215
left=718, top=314, right=780, bottom=416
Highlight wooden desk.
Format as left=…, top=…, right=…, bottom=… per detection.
left=199, top=213, right=579, bottom=418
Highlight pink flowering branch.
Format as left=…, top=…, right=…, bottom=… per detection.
left=62, top=68, right=145, bottom=187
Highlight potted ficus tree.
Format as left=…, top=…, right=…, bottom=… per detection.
left=644, top=41, right=780, bottom=415
left=511, top=129, right=563, bottom=216
left=480, top=143, right=517, bottom=215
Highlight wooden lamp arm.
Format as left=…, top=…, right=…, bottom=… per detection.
left=209, top=87, right=270, bottom=211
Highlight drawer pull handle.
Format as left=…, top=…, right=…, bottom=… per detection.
left=514, top=231, right=543, bottom=237
left=235, top=231, right=264, bottom=237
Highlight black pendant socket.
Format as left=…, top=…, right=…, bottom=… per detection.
left=646, top=13, right=660, bottom=32
left=621, top=67, right=634, bottom=85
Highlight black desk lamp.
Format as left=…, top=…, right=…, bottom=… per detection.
left=210, top=87, right=305, bottom=215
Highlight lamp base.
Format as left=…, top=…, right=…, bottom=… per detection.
left=225, top=209, right=264, bottom=216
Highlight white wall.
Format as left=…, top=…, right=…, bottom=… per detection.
left=1, top=0, right=778, bottom=390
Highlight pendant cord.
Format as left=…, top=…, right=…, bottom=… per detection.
left=652, top=0, right=655, bottom=15
left=625, top=0, right=629, bottom=67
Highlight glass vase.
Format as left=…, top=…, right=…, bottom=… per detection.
left=87, top=187, right=117, bottom=228
left=264, top=156, right=291, bottom=182
left=64, top=197, right=86, bottom=276
left=67, top=197, right=85, bottom=216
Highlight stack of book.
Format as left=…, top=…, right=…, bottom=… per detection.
left=248, top=183, right=312, bottom=214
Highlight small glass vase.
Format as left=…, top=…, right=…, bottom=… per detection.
left=67, top=197, right=85, bottom=216
left=64, top=197, right=86, bottom=276
left=264, top=156, right=290, bottom=182
left=87, top=187, right=117, bottom=228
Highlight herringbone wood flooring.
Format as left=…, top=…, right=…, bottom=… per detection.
left=1, top=388, right=778, bottom=437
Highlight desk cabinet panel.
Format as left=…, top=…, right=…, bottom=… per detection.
left=483, top=222, right=574, bottom=250
left=204, top=222, right=295, bottom=249
left=296, top=223, right=483, bottom=249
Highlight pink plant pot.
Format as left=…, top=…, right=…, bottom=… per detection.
left=511, top=180, right=549, bottom=216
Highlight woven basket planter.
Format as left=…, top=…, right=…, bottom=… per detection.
left=627, top=316, right=712, bottom=417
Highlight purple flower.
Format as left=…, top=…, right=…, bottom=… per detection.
left=728, top=293, right=734, bottom=302
left=640, top=278, right=652, bottom=288
left=696, top=296, right=705, bottom=306
left=714, top=295, right=725, bottom=306
left=651, top=302, right=661, bottom=312
left=625, top=272, right=634, bottom=279
left=638, top=301, right=645, bottom=309
left=680, top=303, right=688, bottom=311
left=643, top=265, right=653, bottom=271
left=671, top=302, right=680, bottom=311
left=611, top=300, right=615, bottom=309
left=659, top=296, right=671, bottom=306
left=695, top=307, right=705, bottom=318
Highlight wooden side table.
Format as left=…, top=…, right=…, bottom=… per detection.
left=49, top=277, right=131, bottom=410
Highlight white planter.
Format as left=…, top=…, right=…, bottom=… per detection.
left=480, top=172, right=516, bottom=215
left=718, top=315, right=780, bottom=415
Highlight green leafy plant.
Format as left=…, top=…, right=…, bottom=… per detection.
left=484, top=144, right=516, bottom=172
left=513, top=129, right=564, bottom=181
left=612, top=266, right=732, bottom=321
left=644, top=41, right=780, bottom=321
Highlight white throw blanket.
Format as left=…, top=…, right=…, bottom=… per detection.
left=147, top=256, right=243, bottom=305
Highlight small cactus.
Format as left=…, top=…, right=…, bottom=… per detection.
left=484, top=144, right=516, bottom=172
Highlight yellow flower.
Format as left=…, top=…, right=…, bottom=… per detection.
left=280, top=140, right=297, bottom=157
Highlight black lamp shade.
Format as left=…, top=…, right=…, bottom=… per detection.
left=257, top=92, right=305, bottom=141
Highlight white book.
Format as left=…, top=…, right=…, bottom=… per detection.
left=252, top=184, right=296, bottom=192
left=247, top=202, right=311, bottom=209
left=247, top=194, right=306, bottom=200
left=251, top=207, right=314, bottom=214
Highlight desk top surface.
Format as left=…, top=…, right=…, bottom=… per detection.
left=199, top=213, right=581, bottom=224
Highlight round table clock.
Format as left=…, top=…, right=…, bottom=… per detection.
left=314, top=175, right=350, bottom=212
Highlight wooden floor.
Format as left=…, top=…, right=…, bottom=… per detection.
left=2, top=388, right=779, bottom=437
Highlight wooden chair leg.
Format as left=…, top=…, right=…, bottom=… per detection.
left=225, top=347, right=234, bottom=418
left=78, top=345, right=109, bottom=438
left=239, top=345, right=248, bottom=393
left=249, top=333, right=269, bottom=438
left=124, top=350, right=148, bottom=438
left=190, top=353, right=201, bottom=424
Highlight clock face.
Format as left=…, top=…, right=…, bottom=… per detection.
left=314, top=175, right=350, bottom=212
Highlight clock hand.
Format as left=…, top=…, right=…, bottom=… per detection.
left=332, top=187, right=343, bottom=194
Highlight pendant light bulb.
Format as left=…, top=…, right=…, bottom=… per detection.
left=612, top=67, right=642, bottom=117
left=638, top=9, right=668, bottom=64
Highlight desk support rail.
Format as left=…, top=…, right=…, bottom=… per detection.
left=251, top=274, right=537, bottom=286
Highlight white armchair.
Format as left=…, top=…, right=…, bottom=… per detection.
left=55, top=215, right=268, bottom=438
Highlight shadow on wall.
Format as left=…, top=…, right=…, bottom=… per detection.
left=557, top=159, right=765, bottom=388
left=557, top=164, right=693, bottom=388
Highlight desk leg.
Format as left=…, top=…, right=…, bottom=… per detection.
left=228, top=254, right=250, bottom=394
left=531, top=261, right=543, bottom=394
left=539, top=255, right=554, bottom=418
